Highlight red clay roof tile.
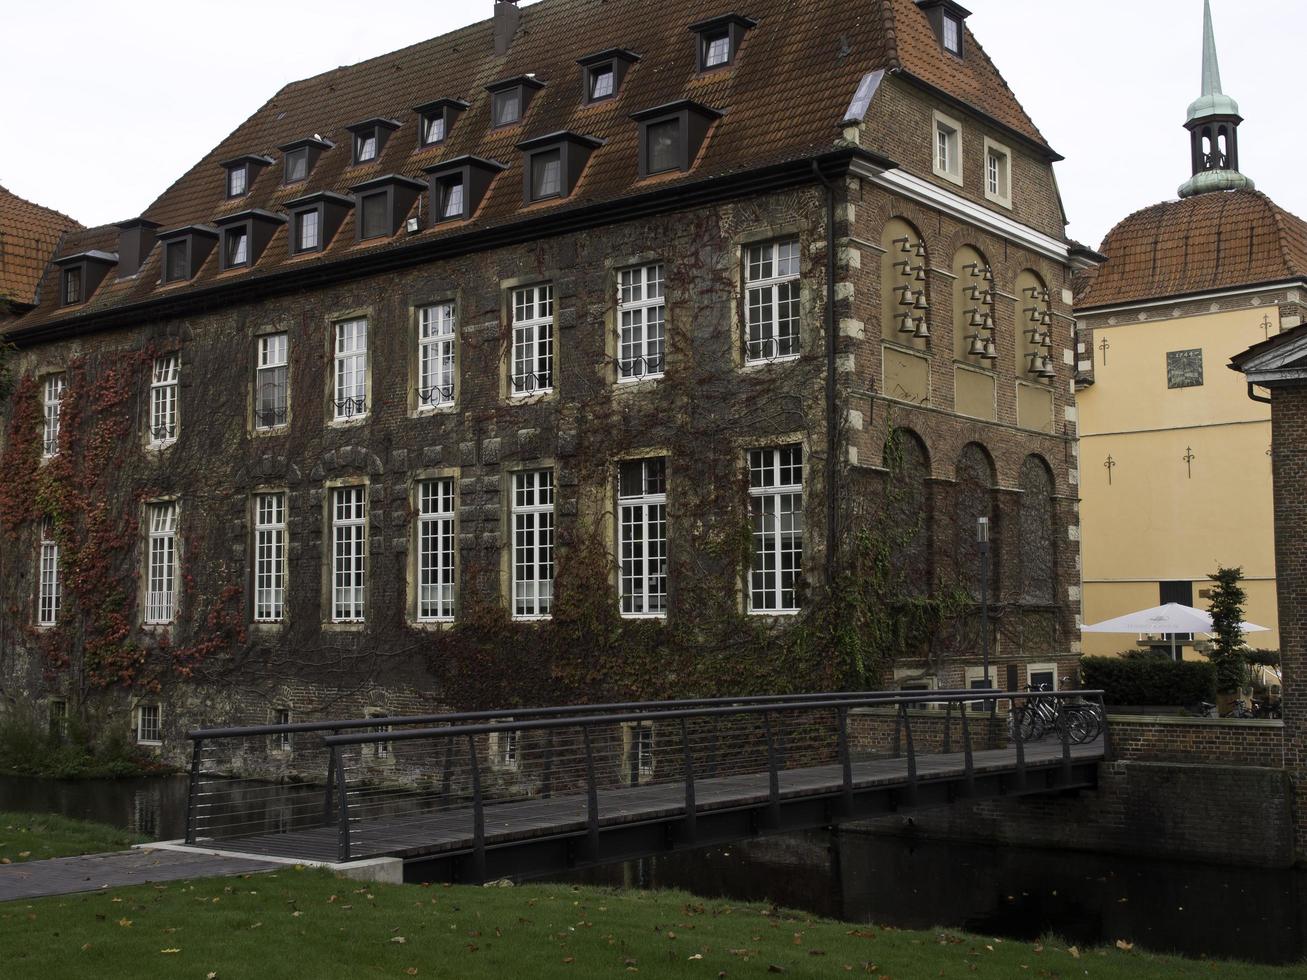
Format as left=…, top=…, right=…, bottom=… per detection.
left=0, top=186, right=82, bottom=307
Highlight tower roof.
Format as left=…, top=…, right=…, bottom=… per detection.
left=1185, top=0, right=1240, bottom=123
left=1178, top=0, right=1251, bottom=198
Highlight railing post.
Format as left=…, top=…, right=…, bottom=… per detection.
left=1098, top=693, right=1113, bottom=759
left=959, top=701, right=975, bottom=796
left=836, top=707, right=854, bottom=817
left=184, top=737, right=202, bottom=845
left=708, top=725, right=720, bottom=778
left=942, top=701, right=953, bottom=755
left=1012, top=691, right=1027, bottom=791
left=542, top=730, right=554, bottom=799
left=467, top=733, right=486, bottom=882
left=680, top=717, right=697, bottom=843
left=891, top=703, right=902, bottom=759
left=900, top=703, right=917, bottom=805
left=582, top=724, right=600, bottom=858
left=335, top=745, right=351, bottom=863
left=763, top=710, right=781, bottom=828
left=1058, top=694, right=1073, bottom=784
left=323, top=729, right=339, bottom=825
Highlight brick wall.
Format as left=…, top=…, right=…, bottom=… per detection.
left=1107, top=715, right=1284, bottom=768
left=849, top=706, right=1007, bottom=754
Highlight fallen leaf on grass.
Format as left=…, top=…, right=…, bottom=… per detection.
left=1115, top=940, right=1134, bottom=951
left=390, top=936, right=407, bottom=944
left=405, top=970, right=418, bottom=976
left=1068, top=946, right=1080, bottom=959
left=117, top=918, right=133, bottom=928
left=160, top=948, right=181, bottom=954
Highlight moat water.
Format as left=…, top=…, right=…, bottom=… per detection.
left=3, top=773, right=1304, bottom=965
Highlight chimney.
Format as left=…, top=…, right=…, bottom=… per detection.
left=493, top=0, right=520, bottom=56
left=115, top=217, right=161, bottom=279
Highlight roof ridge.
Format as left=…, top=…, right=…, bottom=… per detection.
left=0, top=184, right=84, bottom=231
left=878, top=0, right=904, bottom=71
left=957, top=29, right=1049, bottom=149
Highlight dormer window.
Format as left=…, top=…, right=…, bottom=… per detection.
left=414, top=98, right=468, bottom=149
left=424, top=156, right=507, bottom=225
left=486, top=75, right=545, bottom=129
left=577, top=49, right=639, bottom=105
left=517, top=132, right=603, bottom=204
left=689, top=13, right=756, bottom=72
left=349, top=174, right=425, bottom=240
left=916, top=1, right=970, bottom=58
left=278, top=135, right=333, bottom=186
left=285, top=191, right=353, bottom=253
left=63, top=267, right=82, bottom=305
left=220, top=155, right=273, bottom=199
left=631, top=100, right=723, bottom=177
left=215, top=210, right=286, bottom=271
left=345, top=118, right=401, bottom=166
left=157, top=226, right=219, bottom=284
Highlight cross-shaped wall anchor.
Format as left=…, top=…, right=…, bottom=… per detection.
left=1098, top=335, right=1110, bottom=366
left=1183, top=446, right=1196, bottom=479
left=1104, top=454, right=1116, bottom=485
left=1261, top=314, right=1275, bottom=340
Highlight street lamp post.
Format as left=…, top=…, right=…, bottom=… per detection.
left=977, top=517, right=991, bottom=694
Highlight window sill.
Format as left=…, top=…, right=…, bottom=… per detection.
left=136, top=739, right=163, bottom=748
left=931, top=167, right=964, bottom=187
left=324, top=621, right=366, bottom=631
left=507, top=389, right=555, bottom=404
left=34, top=622, right=58, bottom=631
left=142, top=620, right=175, bottom=630
left=147, top=439, right=177, bottom=451
left=253, top=424, right=290, bottom=438
left=512, top=614, right=552, bottom=623
left=413, top=403, right=457, bottom=417
left=410, top=618, right=455, bottom=631
left=742, top=354, right=800, bottom=370
left=747, top=609, right=801, bottom=619
left=984, top=192, right=1013, bottom=211
left=614, top=374, right=663, bottom=392
left=621, top=612, right=667, bottom=621
left=328, top=415, right=370, bottom=429
left=251, top=619, right=285, bottom=631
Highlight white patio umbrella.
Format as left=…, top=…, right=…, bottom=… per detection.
left=1081, top=602, right=1270, bottom=660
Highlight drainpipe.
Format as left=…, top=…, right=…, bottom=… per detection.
left=1247, top=382, right=1272, bottom=405
left=811, top=160, right=839, bottom=586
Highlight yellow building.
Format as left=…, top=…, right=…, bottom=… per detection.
left=1075, top=1, right=1307, bottom=659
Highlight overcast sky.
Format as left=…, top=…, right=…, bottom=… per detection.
left=2, top=0, right=1300, bottom=247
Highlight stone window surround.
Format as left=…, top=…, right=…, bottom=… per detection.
left=408, top=296, right=461, bottom=416
left=407, top=467, right=460, bottom=629
left=326, top=310, right=373, bottom=428
left=321, top=477, right=370, bottom=630
left=735, top=431, right=808, bottom=617
left=140, top=496, right=181, bottom=629
left=498, top=274, right=560, bottom=404
left=983, top=137, right=1013, bottom=210
left=500, top=460, right=558, bottom=623
left=732, top=222, right=810, bottom=371
left=250, top=486, right=289, bottom=630
left=932, top=110, right=964, bottom=187
left=613, top=450, right=671, bottom=620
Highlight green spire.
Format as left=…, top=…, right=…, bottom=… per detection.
left=1186, top=0, right=1240, bottom=123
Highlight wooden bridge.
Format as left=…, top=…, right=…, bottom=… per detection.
left=183, top=690, right=1108, bottom=883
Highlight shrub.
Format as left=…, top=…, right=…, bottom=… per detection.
left=1079, top=655, right=1216, bottom=706
left=0, top=704, right=167, bottom=779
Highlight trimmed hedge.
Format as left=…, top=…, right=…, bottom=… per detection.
left=1080, top=655, right=1216, bottom=706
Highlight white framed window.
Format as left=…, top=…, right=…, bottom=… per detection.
left=274, top=707, right=292, bottom=751
left=254, top=492, right=286, bottom=623
left=618, top=457, right=667, bottom=617
left=636, top=724, right=654, bottom=779
left=331, top=485, right=366, bottom=623
left=228, top=166, right=247, bottom=197
left=748, top=445, right=803, bottom=613
left=617, top=264, right=666, bottom=381
left=983, top=138, right=1012, bottom=208
left=964, top=666, right=1002, bottom=713
left=422, top=114, right=445, bottom=145
left=417, top=303, right=457, bottom=409
left=590, top=66, right=614, bottom=100
left=38, top=517, right=60, bottom=626
left=366, top=710, right=391, bottom=758
left=1027, top=662, right=1059, bottom=692
left=42, top=374, right=66, bottom=458
left=744, top=239, right=801, bottom=363
left=933, top=111, right=962, bottom=185
left=149, top=354, right=179, bottom=445
left=136, top=703, right=162, bottom=744
left=417, top=478, right=456, bottom=622
left=512, top=469, right=554, bottom=620
left=511, top=285, right=554, bottom=396
left=333, top=318, right=368, bottom=420
left=704, top=31, right=731, bottom=68
left=490, top=727, right=520, bottom=770
left=145, top=501, right=177, bottom=624
left=255, top=333, right=289, bottom=429
left=942, top=14, right=960, bottom=54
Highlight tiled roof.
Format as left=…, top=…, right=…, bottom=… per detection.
left=0, top=185, right=82, bottom=307
left=14, top=0, right=1049, bottom=332
left=1077, top=190, right=1307, bottom=310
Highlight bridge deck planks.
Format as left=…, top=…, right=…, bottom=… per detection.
left=199, top=738, right=1103, bottom=864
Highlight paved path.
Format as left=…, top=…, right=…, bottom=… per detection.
left=0, top=848, right=280, bottom=903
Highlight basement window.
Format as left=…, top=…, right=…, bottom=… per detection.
left=136, top=703, right=162, bottom=744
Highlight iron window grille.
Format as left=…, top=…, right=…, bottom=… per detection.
left=416, top=478, right=456, bottom=622
left=38, top=517, right=60, bottom=626
left=254, top=492, right=287, bottom=622
left=62, top=267, right=82, bottom=305
left=618, top=457, right=667, bottom=617
left=617, top=264, right=666, bottom=381
left=145, top=502, right=178, bottom=624
left=136, top=704, right=162, bottom=744
left=417, top=303, right=456, bottom=408
left=748, top=445, right=803, bottom=613
left=744, top=238, right=801, bottom=362
left=255, top=333, right=289, bottom=429
left=331, top=486, right=367, bottom=623
left=41, top=373, right=65, bottom=458
left=511, top=285, right=554, bottom=396
left=149, top=354, right=179, bottom=445
left=333, top=319, right=368, bottom=420
left=512, top=469, right=554, bottom=620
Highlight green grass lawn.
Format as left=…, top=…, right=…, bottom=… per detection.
left=0, top=811, right=147, bottom=863
left=1, top=867, right=1299, bottom=978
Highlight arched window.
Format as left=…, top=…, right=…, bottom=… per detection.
left=880, top=218, right=929, bottom=348
left=885, top=428, right=931, bottom=596
left=1015, top=269, right=1053, bottom=382
left=954, top=443, right=997, bottom=597
left=952, top=246, right=995, bottom=365
left=1018, top=455, right=1055, bottom=603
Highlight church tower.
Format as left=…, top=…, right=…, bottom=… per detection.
left=1178, top=0, right=1254, bottom=197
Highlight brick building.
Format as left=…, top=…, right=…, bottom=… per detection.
left=0, top=0, right=1081, bottom=761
